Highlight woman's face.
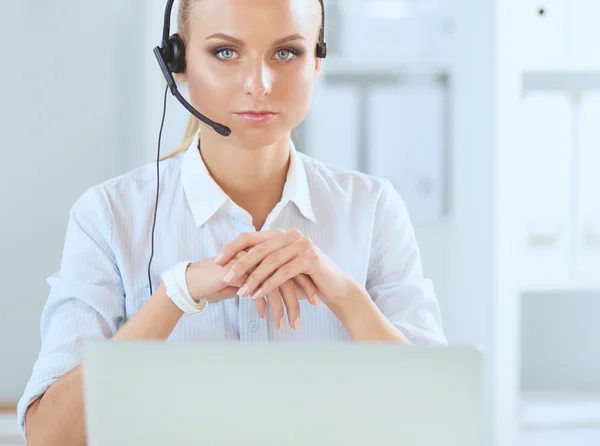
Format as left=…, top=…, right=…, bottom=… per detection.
left=178, top=0, right=322, bottom=148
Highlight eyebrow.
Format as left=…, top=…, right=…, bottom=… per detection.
left=204, top=33, right=306, bottom=46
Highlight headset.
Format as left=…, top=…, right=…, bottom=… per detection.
left=147, top=0, right=328, bottom=295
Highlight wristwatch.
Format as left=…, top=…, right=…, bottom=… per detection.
left=161, top=261, right=207, bottom=315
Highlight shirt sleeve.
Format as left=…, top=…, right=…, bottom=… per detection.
left=367, top=179, right=447, bottom=345
left=17, top=186, right=126, bottom=440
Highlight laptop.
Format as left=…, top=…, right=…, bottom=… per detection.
left=82, top=342, right=483, bottom=446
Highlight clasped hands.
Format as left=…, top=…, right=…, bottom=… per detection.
left=213, top=228, right=352, bottom=330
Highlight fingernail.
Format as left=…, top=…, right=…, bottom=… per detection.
left=294, top=318, right=301, bottom=330
left=313, top=294, right=320, bottom=306
left=214, top=254, right=223, bottom=263
left=260, top=308, right=266, bottom=319
left=223, top=271, right=234, bottom=283
left=237, top=284, right=248, bottom=296
left=279, top=317, right=285, bottom=330
left=251, top=288, right=263, bottom=300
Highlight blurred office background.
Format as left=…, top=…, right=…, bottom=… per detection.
left=1, top=1, right=599, bottom=445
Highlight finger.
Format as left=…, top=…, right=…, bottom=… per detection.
left=251, top=255, right=307, bottom=301
left=221, top=250, right=247, bottom=270
left=221, top=260, right=253, bottom=289
left=224, top=236, right=291, bottom=287
left=232, top=272, right=250, bottom=290
left=266, top=290, right=285, bottom=330
left=233, top=250, right=247, bottom=260
left=215, top=229, right=284, bottom=265
left=242, top=240, right=307, bottom=297
left=253, top=295, right=267, bottom=320
left=280, top=281, right=301, bottom=330
left=293, top=274, right=320, bottom=307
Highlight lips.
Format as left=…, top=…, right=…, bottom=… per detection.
left=235, top=111, right=278, bottom=123
left=236, top=110, right=276, bottom=116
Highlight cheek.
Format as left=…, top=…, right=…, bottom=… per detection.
left=186, top=60, right=237, bottom=116
left=278, top=68, right=316, bottom=123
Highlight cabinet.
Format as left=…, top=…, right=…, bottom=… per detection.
left=520, top=0, right=568, bottom=66
left=519, top=91, right=600, bottom=291
left=334, top=0, right=454, bottom=64
left=574, top=93, right=600, bottom=285
left=520, top=0, right=600, bottom=71
left=571, top=0, right=600, bottom=66
left=303, top=83, right=360, bottom=171
left=367, top=83, right=447, bottom=222
left=519, top=92, right=573, bottom=289
left=520, top=292, right=600, bottom=437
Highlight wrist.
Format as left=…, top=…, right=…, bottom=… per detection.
left=327, top=279, right=368, bottom=320
left=328, top=280, right=410, bottom=343
left=184, top=263, right=203, bottom=303
left=161, top=261, right=207, bottom=315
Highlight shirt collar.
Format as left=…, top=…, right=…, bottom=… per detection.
left=280, top=139, right=316, bottom=224
left=181, top=132, right=316, bottom=228
left=180, top=132, right=229, bottom=228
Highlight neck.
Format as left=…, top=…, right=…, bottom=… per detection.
left=198, top=130, right=292, bottom=229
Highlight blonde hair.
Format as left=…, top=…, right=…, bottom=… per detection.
left=160, top=0, right=325, bottom=161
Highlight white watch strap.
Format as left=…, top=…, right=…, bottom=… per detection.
left=161, top=261, right=207, bottom=315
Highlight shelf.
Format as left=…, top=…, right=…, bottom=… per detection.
left=521, top=392, right=600, bottom=429
left=520, top=282, right=600, bottom=295
left=322, top=56, right=450, bottom=82
left=523, top=71, right=600, bottom=92
left=522, top=60, right=600, bottom=74
left=522, top=59, right=600, bottom=91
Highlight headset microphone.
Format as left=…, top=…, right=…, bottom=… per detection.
left=153, top=47, right=231, bottom=137
left=153, top=0, right=232, bottom=137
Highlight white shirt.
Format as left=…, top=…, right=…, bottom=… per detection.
left=18, top=133, right=446, bottom=437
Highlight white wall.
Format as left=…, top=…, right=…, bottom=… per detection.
left=0, top=1, right=146, bottom=401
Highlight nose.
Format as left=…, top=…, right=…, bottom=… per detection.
left=243, top=60, right=273, bottom=99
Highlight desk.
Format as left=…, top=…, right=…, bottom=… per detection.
left=0, top=413, right=23, bottom=445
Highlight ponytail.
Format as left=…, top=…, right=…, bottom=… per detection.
left=159, top=115, right=201, bottom=161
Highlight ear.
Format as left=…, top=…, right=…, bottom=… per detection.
left=314, top=57, right=322, bottom=81
left=174, top=71, right=188, bottom=84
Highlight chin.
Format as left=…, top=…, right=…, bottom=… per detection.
left=229, top=123, right=291, bottom=150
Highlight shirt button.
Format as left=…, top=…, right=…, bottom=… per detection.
left=248, top=320, right=259, bottom=332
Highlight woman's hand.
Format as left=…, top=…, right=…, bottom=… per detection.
left=215, top=229, right=353, bottom=328
left=252, top=273, right=319, bottom=329
left=185, top=252, right=250, bottom=303
left=184, top=251, right=319, bottom=327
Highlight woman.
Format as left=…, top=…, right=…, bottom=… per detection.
left=20, top=0, right=446, bottom=444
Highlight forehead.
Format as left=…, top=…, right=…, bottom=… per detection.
left=188, top=0, right=321, bottom=39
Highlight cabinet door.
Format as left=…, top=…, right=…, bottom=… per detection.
left=303, top=83, right=360, bottom=171
left=520, top=0, right=567, bottom=67
left=519, top=93, right=573, bottom=288
left=571, top=0, right=600, bottom=67
left=367, top=83, right=447, bottom=222
left=574, top=93, right=600, bottom=285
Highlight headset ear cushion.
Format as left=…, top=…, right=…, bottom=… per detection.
left=316, top=42, right=327, bottom=59
left=168, top=34, right=187, bottom=73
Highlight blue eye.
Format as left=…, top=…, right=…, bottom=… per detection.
left=211, top=47, right=302, bottom=62
left=276, top=50, right=292, bottom=60
left=274, top=49, right=300, bottom=61
left=213, top=48, right=238, bottom=60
